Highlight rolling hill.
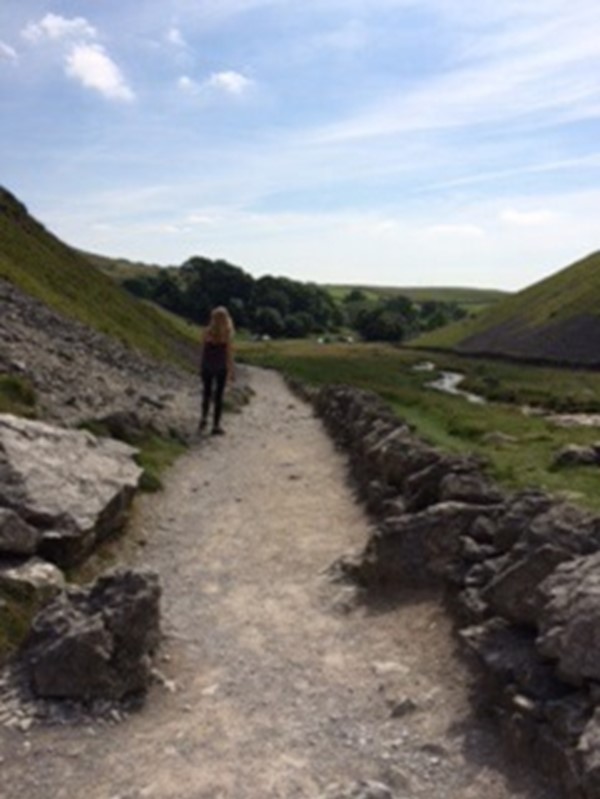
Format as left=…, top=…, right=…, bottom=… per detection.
left=326, top=284, right=507, bottom=313
left=414, top=251, right=600, bottom=366
left=0, top=187, right=197, bottom=368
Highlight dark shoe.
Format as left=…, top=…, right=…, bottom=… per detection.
left=198, top=417, right=208, bottom=432
left=211, top=426, right=225, bottom=436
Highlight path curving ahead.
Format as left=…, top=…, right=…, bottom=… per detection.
left=0, top=368, right=556, bottom=799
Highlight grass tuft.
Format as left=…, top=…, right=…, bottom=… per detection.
left=0, top=373, right=37, bottom=416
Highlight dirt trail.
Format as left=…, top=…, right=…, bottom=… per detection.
left=0, top=368, right=557, bottom=799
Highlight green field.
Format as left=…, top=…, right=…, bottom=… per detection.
left=238, top=339, right=600, bottom=510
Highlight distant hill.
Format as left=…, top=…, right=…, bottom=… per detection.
left=0, top=188, right=197, bottom=368
left=327, top=284, right=507, bottom=313
left=414, top=251, right=600, bottom=366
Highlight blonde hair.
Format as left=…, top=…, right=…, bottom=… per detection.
left=205, top=306, right=234, bottom=344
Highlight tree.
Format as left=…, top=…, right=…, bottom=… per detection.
left=354, top=307, right=408, bottom=342
left=343, top=288, right=368, bottom=304
left=284, top=312, right=312, bottom=338
left=119, top=252, right=344, bottom=337
left=254, top=306, right=285, bottom=338
left=181, top=257, right=254, bottom=323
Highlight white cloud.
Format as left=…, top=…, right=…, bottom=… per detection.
left=313, top=3, right=600, bottom=143
left=22, top=13, right=96, bottom=43
left=65, top=43, right=134, bottom=102
left=0, top=41, right=18, bottom=63
left=178, top=74, right=197, bottom=92
left=207, top=70, right=253, bottom=95
left=500, top=208, right=560, bottom=226
left=18, top=12, right=134, bottom=102
left=312, top=19, right=369, bottom=52
left=167, top=27, right=187, bottom=48
left=177, top=70, right=254, bottom=99
left=427, top=224, right=486, bottom=238
left=185, top=212, right=219, bottom=225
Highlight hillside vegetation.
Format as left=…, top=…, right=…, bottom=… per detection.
left=414, top=251, right=600, bottom=365
left=0, top=187, right=197, bottom=368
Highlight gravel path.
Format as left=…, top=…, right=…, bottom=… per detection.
left=0, top=368, right=557, bottom=799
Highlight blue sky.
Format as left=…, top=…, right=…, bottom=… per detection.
left=1, top=0, right=599, bottom=290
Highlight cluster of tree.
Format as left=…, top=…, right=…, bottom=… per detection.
left=122, top=256, right=343, bottom=337
left=122, top=257, right=467, bottom=341
left=343, top=289, right=467, bottom=342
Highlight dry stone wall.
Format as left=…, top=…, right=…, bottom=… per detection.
left=313, top=383, right=600, bottom=799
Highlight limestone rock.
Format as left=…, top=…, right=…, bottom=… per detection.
left=482, top=544, right=570, bottom=626
left=439, top=469, right=505, bottom=506
left=0, top=508, right=40, bottom=555
left=552, top=443, right=600, bottom=469
left=0, top=413, right=142, bottom=566
left=578, top=709, right=600, bottom=799
left=482, top=502, right=600, bottom=627
left=492, top=491, right=554, bottom=552
left=526, top=503, right=600, bottom=556
left=537, top=552, right=600, bottom=685
left=22, top=569, right=161, bottom=700
left=460, top=617, right=565, bottom=702
left=358, top=501, right=491, bottom=588
left=0, top=558, right=65, bottom=605
left=319, top=781, right=394, bottom=799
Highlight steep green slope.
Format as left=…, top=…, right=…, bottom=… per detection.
left=414, top=251, right=600, bottom=365
left=0, top=188, right=197, bottom=367
left=81, top=250, right=163, bottom=282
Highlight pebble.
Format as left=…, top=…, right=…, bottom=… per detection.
left=390, top=698, right=418, bottom=719
left=372, top=661, right=409, bottom=677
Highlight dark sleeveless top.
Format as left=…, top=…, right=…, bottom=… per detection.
left=202, top=340, right=228, bottom=373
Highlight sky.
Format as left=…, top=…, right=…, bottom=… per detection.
left=1, top=1, right=599, bottom=290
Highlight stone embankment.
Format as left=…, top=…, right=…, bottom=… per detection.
left=311, top=383, right=600, bottom=799
left=0, top=277, right=201, bottom=694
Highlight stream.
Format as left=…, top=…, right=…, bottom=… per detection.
left=414, top=363, right=487, bottom=405
left=416, top=363, right=600, bottom=426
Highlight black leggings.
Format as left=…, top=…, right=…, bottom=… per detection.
left=201, top=368, right=227, bottom=427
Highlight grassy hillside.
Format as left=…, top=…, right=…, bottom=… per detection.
left=0, top=188, right=197, bottom=367
left=414, top=251, right=600, bottom=365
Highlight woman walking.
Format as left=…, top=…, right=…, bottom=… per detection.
left=199, top=306, right=235, bottom=435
